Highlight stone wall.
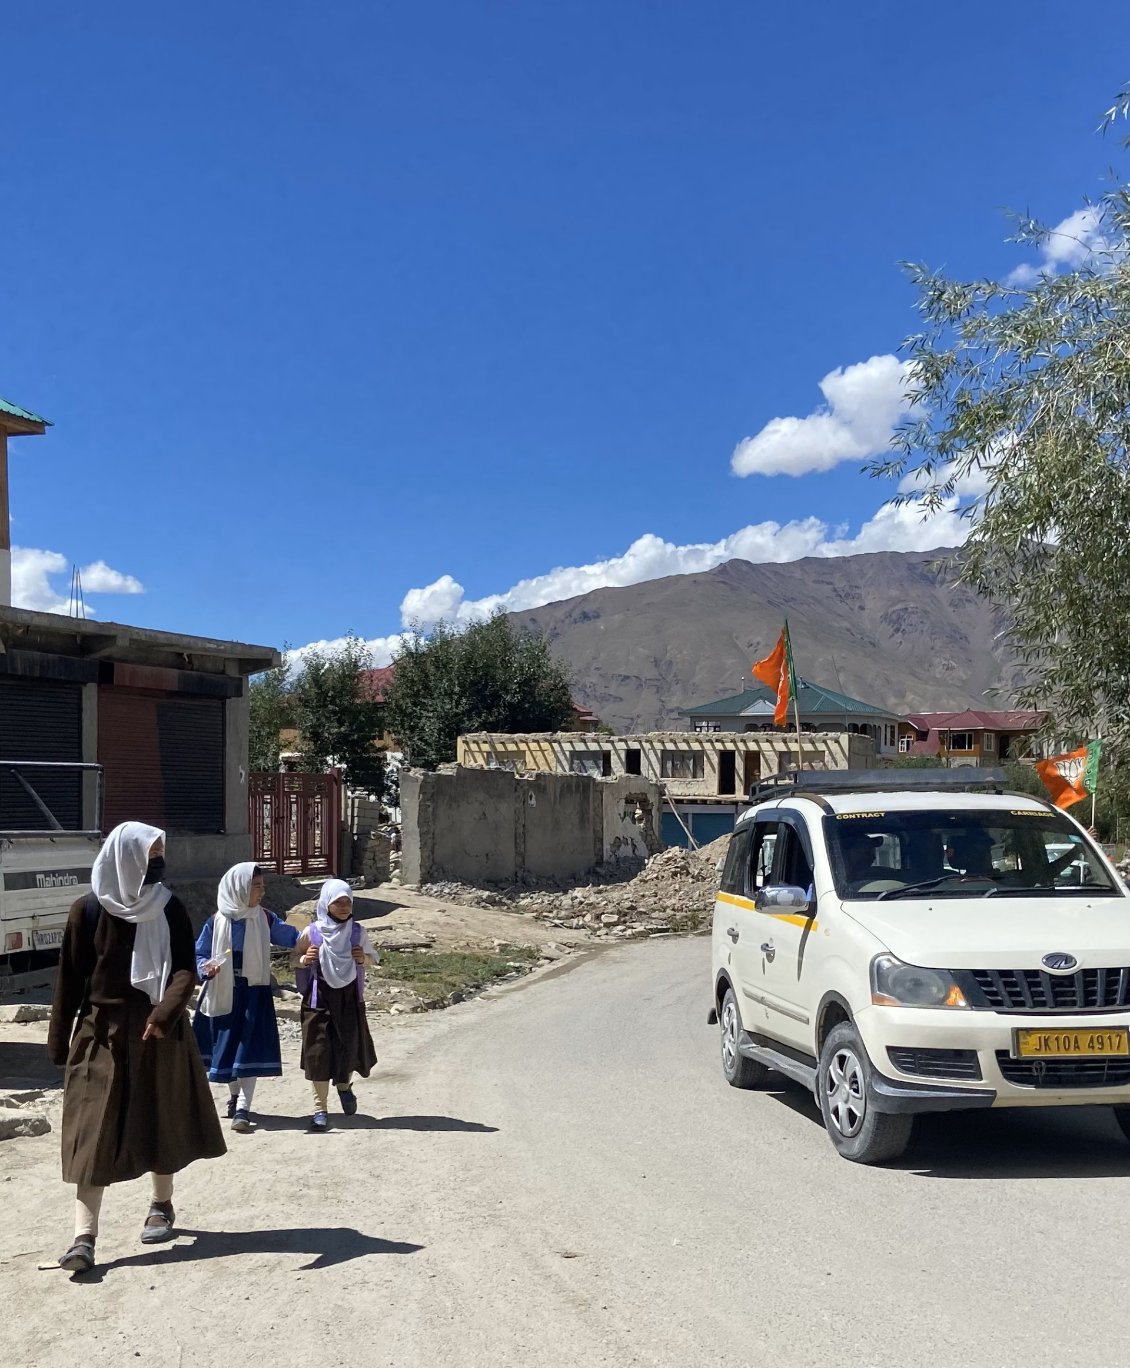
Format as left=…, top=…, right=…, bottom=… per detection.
left=401, top=767, right=662, bottom=886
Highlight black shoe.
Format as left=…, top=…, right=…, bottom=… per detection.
left=310, top=1111, right=329, bottom=1132
left=59, top=1238, right=95, bottom=1273
left=140, top=1201, right=176, bottom=1245
left=225, top=1094, right=239, bottom=1119
left=337, top=1087, right=358, bottom=1116
left=232, top=1108, right=254, bottom=1133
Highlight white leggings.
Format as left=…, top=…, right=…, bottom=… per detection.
left=74, top=1173, right=174, bottom=1240
left=227, top=1078, right=257, bottom=1110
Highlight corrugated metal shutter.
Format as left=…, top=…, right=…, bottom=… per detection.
left=98, top=690, right=224, bottom=835
left=0, top=678, right=83, bottom=830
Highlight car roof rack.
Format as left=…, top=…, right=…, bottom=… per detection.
left=748, top=767, right=1010, bottom=804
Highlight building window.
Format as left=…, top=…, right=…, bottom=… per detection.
left=898, top=735, right=913, bottom=753
left=693, top=721, right=722, bottom=733
left=983, top=732, right=996, bottom=753
left=946, top=732, right=975, bottom=752
left=569, top=752, right=604, bottom=777
left=661, top=751, right=705, bottom=780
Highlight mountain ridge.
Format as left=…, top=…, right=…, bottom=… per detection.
left=508, top=547, right=1027, bottom=733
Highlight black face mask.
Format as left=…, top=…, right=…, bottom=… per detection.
left=143, top=857, right=166, bottom=886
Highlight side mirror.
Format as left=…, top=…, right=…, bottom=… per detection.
left=755, top=884, right=813, bottom=914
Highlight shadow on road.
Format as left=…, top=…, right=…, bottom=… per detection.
left=75, top=1226, right=423, bottom=1280
left=351, top=894, right=404, bottom=921
left=0, top=1042, right=62, bottom=1091
left=763, top=1079, right=1130, bottom=1179
left=251, top=1112, right=499, bottom=1134
left=898, top=1106, right=1130, bottom=1180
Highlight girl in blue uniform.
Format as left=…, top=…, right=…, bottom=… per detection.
left=192, top=863, right=299, bottom=1132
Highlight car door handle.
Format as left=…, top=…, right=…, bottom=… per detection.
left=760, top=941, right=776, bottom=961
left=726, top=927, right=739, bottom=942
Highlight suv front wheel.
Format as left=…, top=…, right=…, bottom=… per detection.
left=719, top=986, right=769, bottom=1089
left=817, top=1022, right=914, bottom=1164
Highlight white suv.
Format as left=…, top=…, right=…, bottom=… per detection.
left=709, top=769, right=1130, bottom=1163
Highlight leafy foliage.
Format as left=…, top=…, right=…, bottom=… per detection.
left=291, top=634, right=386, bottom=795
left=249, top=661, right=294, bottom=772
left=384, top=613, right=575, bottom=770
left=872, top=100, right=1130, bottom=756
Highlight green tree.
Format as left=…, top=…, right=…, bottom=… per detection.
left=385, top=613, right=574, bottom=770
left=248, top=661, right=294, bottom=772
left=291, top=634, right=386, bottom=795
left=875, top=87, right=1130, bottom=757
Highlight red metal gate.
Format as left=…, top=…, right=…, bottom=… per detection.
left=250, top=771, right=342, bottom=877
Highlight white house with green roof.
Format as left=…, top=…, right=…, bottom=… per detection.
left=679, top=679, right=904, bottom=757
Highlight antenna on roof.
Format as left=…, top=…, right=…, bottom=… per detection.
left=68, top=564, right=86, bottom=620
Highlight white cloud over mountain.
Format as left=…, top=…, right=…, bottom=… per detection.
left=299, top=492, right=970, bottom=667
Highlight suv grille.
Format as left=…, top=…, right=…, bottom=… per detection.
left=887, top=1047, right=981, bottom=1082
left=996, top=1052, right=1130, bottom=1088
left=963, top=968, right=1130, bottom=1013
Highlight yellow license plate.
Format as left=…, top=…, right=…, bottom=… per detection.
left=1014, top=1028, right=1130, bottom=1058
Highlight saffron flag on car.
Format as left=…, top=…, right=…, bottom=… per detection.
left=752, top=622, right=797, bottom=728
left=1035, top=740, right=1102, bottom=810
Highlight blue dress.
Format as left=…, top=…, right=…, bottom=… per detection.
left=192, top=911, right=299, bottom=1082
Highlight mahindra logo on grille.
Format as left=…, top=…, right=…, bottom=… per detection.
left=1042, top=953, right=1078, bottom=973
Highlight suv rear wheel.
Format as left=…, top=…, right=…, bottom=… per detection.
left=817, top=1022, right=914, bottom=1164
left=719, top=986, right=769, bottom=1089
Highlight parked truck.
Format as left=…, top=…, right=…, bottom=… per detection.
left=0, top=760, right=103, bottom=994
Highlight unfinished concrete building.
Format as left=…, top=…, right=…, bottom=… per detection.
left=457, top=729, right=875, bottom=846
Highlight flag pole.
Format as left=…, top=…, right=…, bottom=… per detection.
left=785, top=621, right=804, bottom=770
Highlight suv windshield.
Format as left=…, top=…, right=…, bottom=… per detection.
left=824, top=807, right=1118, bottom=901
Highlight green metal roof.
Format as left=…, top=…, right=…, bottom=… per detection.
left=0, top=396, right=51, bottom=426
left=680, top=679, right=898, bottom=719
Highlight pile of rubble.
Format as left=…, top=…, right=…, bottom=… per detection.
left=421, top=835, right=730, bottom=939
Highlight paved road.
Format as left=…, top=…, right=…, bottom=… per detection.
left=5, top=938, right=1130, bottom=1367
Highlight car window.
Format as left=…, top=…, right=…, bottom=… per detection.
left=774, top=826, right=814, bottom=893
left=747, top=822, right=780, bottom=891
left=720, top=824, right=753, bottom=896
left=824, top=807, right=1119, bottom=900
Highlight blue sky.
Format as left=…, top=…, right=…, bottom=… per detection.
left=2, top=2, right=1126, bottom=658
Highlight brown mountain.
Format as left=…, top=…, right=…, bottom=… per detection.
left=509, top=548, right=1028, bottom=733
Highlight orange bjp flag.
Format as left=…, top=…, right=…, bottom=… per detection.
left=1035, top=741, right=1101, bottom=811
left=752, top=625, right=794, bottom=728
left=1034, top=746, right=1089, bottom=810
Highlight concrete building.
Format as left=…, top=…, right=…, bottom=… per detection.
left=0, top=392, right=278, bottom=878
left=457, top=729, right=875, bottom=846
left=679, top=679, right=905, bottom=758
left=402, top=767, right=662, bottom=886
left=0, top=607, right=279, bottom=878
left=899, top=710, right=1047, bottom=766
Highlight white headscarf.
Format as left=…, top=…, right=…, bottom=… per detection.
left=90, top=822, right=173, bottom=1005
left=198, top=862, right=270, bottom=1018
left=314, top=878, right=357, bottom=989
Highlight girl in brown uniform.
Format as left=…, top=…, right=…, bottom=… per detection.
left=48, top=821, right=226, bottom=1273
left=292, top=879, right=378, bottom=1131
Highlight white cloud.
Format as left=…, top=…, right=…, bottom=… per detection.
left=1006, top=205, right=1121, bottom=285
left=79, top=560, right=144, bottom=595
left=286, top=633, right=407, bottom=671
left=730, top=355, right=915, bottom=478
left=291, top=495, right=972, bottom=660
left=399, top=574, right=465, bottom=625
left=10, top=546, right=145, bottom=616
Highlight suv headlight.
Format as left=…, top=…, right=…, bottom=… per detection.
left=871, top=955, right=968, bottom=1009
